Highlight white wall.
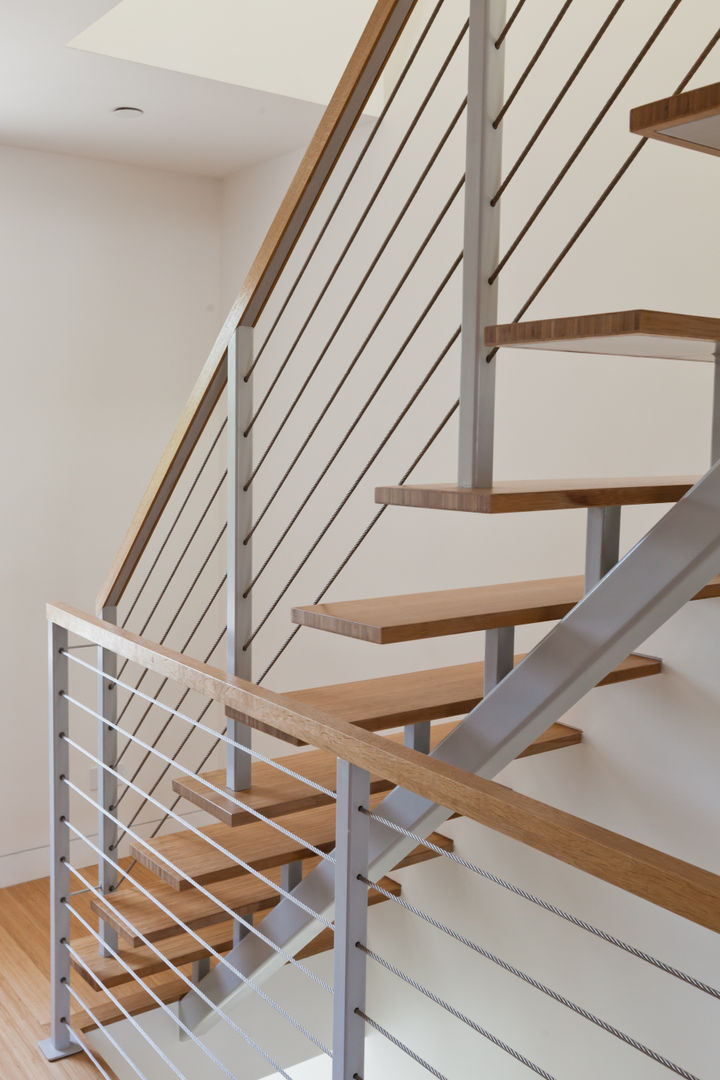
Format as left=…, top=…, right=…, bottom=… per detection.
left=0, top=145, right=223, bottom=884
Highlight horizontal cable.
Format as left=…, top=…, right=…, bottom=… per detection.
left=121, top=416, right=227, bottom=629
left=492, top=0, right=628, bottom=204
left=489, top=0, right=684, bottom=283
left=65, top=864, right=329, bottom=1062
left=62, top=799, right=332, bottom=993
left=496, top=0, right=529, bottom=49
left=246, top=252, right=464, bottom=594
left=360, top=943, right=557, bottom=1079
left=61, top=742, right=333, bottom=925
left=257, top=399, right=459, bottom=684
left=360, top=878, right=701, bottom=1080
left=65, top=986, right=164, bottom=1080
left=245, top=178, right=465, bottom=548
left=357, top=1010, right=448, bottom=1079
left=63, top=691, right=335, bottom=863
left=245, top=96, right=467, bottom=484
left=245, top=328, right=460, bottom=648
left=361, top=809, right=720, bottom=999
left=249, top=0, right=448, bottom=376
left=494, top=0, right=576, bottom=128
left=246, top=15, right=468, bottom=433
left=63, top=648, right=336, bottom=798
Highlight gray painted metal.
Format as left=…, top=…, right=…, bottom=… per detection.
left=457, top=0, right=507, bottom=488
left=180, top=460, right=720, bottom=1034
left=712, top=345, right=720, bottom=464
left=405, top=720, right=431, bottom=754
left=332, top=762, right=370, bottom=1080
left=226, top=327, right=254, bottom=792
left=484, top=625, right=515, bottom=692
left=98, top=605, right=118, bottom=958
left=233, top=912, right=253, bottom=949
left=192, top=956, right=212, bottom=983
left=41, top=623, right=82, bottom=1060
left=585, top=506, right=621, bottom=593
left=281, top=860, right=303, bottom=893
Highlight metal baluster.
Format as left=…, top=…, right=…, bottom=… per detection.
left=458, top=0, right=506, bottom=488
left=585, top=507, right=621, bottom=594
left=98, top=605, right=118, bottom=957
left=227, top=326, right=253, bottom=792
left=332, top=761, right=370, bottom=1080
left=39, top=623, right=83, bottom=1062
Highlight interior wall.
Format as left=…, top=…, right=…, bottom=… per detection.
left=0, top=144, right=223, bottom=885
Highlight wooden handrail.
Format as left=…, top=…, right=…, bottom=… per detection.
left=50, top=601, right=720, bottom=933
left=97, top=0, right=419, bottom=613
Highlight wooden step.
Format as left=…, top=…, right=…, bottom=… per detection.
left=129, top=795, right=453, bottom=892
left=66, top=969, right=188, bottom=1034
left=75, top=879, right=400, bottom=990
left=295, top=573, right=720, bottom=642
left=173, top=714, right=583, bottom=825
left=485, top=310, right=720, bottom=364
left=631, top=81, right=720, bottom=158
left=375, top=477, right=699, bottom=514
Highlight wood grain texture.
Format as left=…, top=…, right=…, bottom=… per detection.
left=172, top=717, right=583, bottom=825
left=96, top=0, right=416, bottom=612
left=631, top=81, right=720, bottom=157
left=485, top=309, right=720, bottom=362
left=375, top=477, right=699, bottom=513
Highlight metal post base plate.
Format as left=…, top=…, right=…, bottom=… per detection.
left=39, top=1036, right=84, bottom=1062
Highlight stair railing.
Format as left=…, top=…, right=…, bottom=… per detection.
left=43, top=602, right=720, bottom=1077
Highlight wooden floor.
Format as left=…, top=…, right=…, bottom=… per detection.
left=0, top=875, right=105, bottom=1078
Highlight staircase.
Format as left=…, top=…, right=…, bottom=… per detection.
left=40, top=4, right=720, bottom=1079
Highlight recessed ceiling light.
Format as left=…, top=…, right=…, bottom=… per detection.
left=113, top=106, right=144, bottom=116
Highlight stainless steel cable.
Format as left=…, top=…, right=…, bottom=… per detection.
left=63, top=649, right=336, bottom=798
left=256, top=399, right=459, bottom=684
left=62, top=797, right=333, bottom=993
left=121, top=416, right=227, bottom=629
left=61, top=1020, right=119, bottom=1080
left=245, top=250, right=464, bottom=594
left=62, top=743, right=333, bottom=927
left=64, top=987, right=159, bottom=1080
left=245, top=97, right=467, bottom=485
left=65, top=862, right=331, bottom=1061
left=361, top=808, right=720, bottom=1000
left=357, top=1010, right=449, bottom=1079
left=496, top=0, right=530, bottom=49
left=245, top=179, right=465, bottom=548
left=360, top=943, right=558, bottom=1079
left=494, top=0, right=576, bottom=128
left=249, top=0, right=448, bottom=376
left=63, top=691, right=336, bottom=864
left=245, top=328, right=461, bottom=648
left=245, top=18, right=469, bottom=437
left=360, top=878, right=702, bottom=1080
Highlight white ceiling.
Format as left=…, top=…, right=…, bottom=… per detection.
left=0, top=0, right=360, bottom=177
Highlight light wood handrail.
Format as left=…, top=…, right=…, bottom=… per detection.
left=96, top=0, right=419, bottom=613
left=50, top=601, right=720, bottom=933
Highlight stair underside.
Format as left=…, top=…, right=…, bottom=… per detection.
left=294, top=574, right=720, bottom=642
left=375, top=477, right=699, bottom=514
left=173, top=716, right=583, bottom=825
left=631, top=81, right=720, bottom=158
left=75, top=880, right=399, bottom=991
left=485, top=309, right=720, bottom=364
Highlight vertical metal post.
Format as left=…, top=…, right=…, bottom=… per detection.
left=712, top=344, right=720, bottom=464
left=98, top=605, right=118, bottom=957
left=281, top=861, right=303, bottom=893
left=404, top=721, right=431, bottom=754
left=39, top=623, right=82, bottom=1062
left=458, top=0, right=507, bottom=489
left=484, top=625, right=515, bottom=693
left=233, top=913, right=253, bottom=949
left=226, top=326, right=254, bottom=792
left=332, top=760, right=370, bottom=1080
left=585, top=507, right=621, bottom=594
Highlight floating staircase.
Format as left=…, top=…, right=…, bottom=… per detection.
left=631, top=80, right=720, bottom=158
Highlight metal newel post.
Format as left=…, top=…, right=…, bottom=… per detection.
left=226, top=325, right=254, bottom=793
left=457, top=0, right=507, bottom=489
left=98, top=605, right=118, bottom=957
left=39, top=622, right=82, bottom=1062
left=333, top=760, right=370, bottom=1080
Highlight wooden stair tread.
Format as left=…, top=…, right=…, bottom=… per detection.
left=74, top=879, right=400, bottom=990
left=129, top=789, right=454, bottom=891
left=294, top=574, right=720, bottom=641
left=631, top=81, right=720, bottom=159
left=67, top=969, right=187, bottom=1033
left=485, top=310, right=720, bottom=364
left=375, top=477, right=699, bottom=514
left=173, top=713, right=583, bottom=826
